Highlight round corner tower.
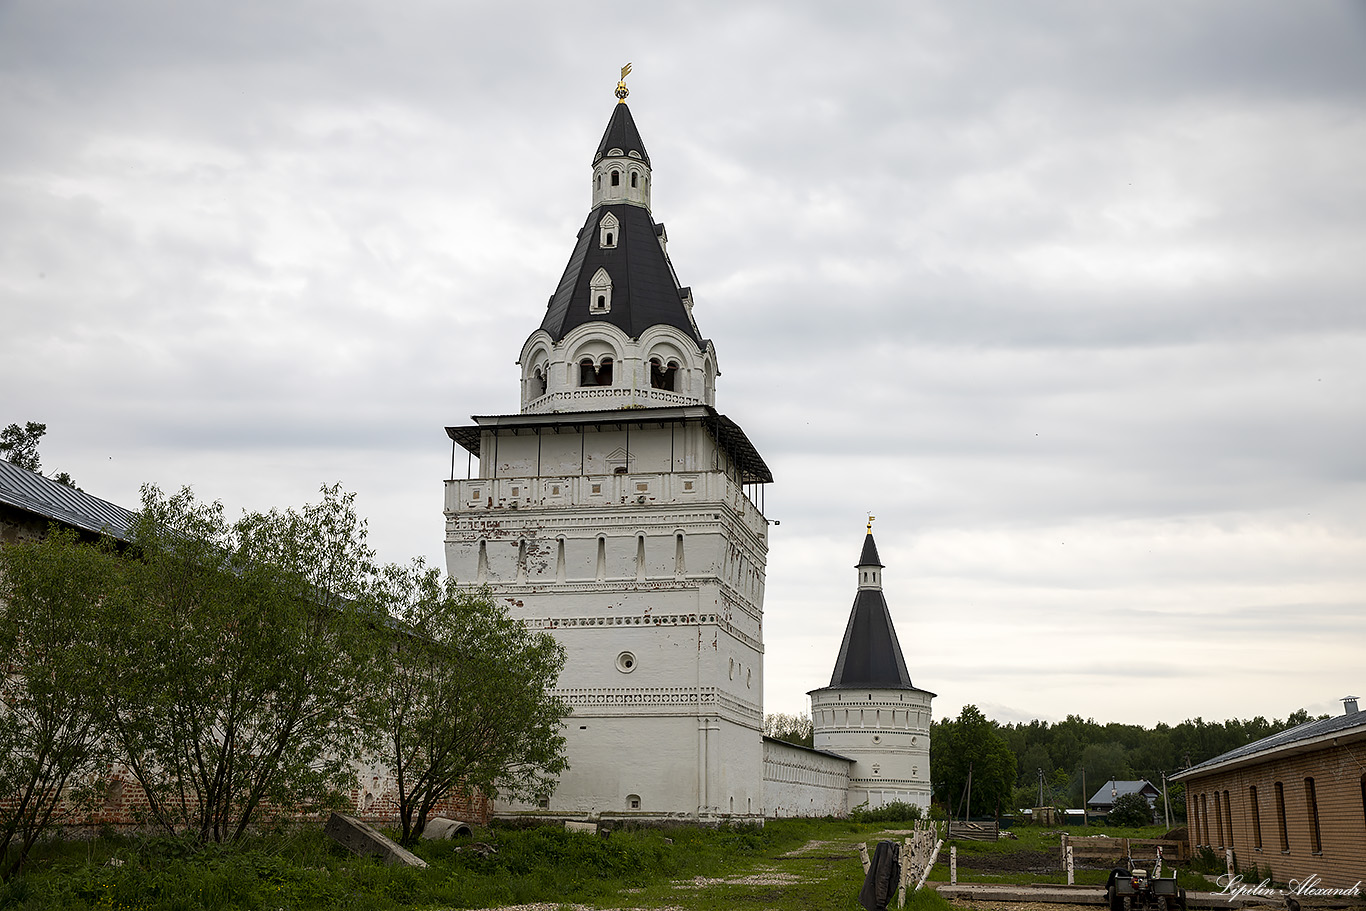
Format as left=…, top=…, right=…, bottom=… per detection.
left=808, top=526, right=934, bottom=812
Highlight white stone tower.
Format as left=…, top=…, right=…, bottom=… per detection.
left=808, top=525, right=934, bottom=812
left=443, top=76, right=771, bottom=822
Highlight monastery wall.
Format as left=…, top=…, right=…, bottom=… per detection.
left=762, top=739, right=853, bottom=818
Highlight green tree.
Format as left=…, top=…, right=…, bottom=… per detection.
left=0, top=421, right=78, bottom=487
left=98, top=484, right=375, bottom=842
left=0, top=530, right=120, bottom=879
left=764, top=712, right=814, bottom=748
left=931, top=705, right=1016, bottom=818
left=1108, top=791, right=1155, bottom=827
left=373, top=561, right=569, bottom=845
left=1073, top=742, right=1132, bottom=805
left=0, top=422, right=46, bottom=472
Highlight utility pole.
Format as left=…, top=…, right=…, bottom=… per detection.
left=1038, top=767, right=1044, bottom=807
left=1162, top=772, right=1171, bottom=830
left=1081, top=767, right=1088, bottom=827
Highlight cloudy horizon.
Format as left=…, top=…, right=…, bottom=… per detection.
left=4, top=1, right=1364, bottom=733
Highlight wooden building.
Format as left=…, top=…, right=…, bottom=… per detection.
left=1173, top=699, right=1365, bottom=888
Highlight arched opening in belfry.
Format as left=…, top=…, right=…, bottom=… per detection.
left=649, top=357, right=679, bottom=391
left=610, top=170, right=620, bottom=187
left=579, top=357, right=613, bottom=387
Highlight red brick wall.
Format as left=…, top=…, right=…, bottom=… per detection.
left=1183, top=736, right=1366, bottom=887
left=7, top=766, right=490, bottom=832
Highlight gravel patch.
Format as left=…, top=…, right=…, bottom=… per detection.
left=781, top=838, right=840, bottom=856
left=674, top=869, right=803, bottom=888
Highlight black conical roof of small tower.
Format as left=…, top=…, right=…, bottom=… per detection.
left=593, top=102, right=650, bottom=166
left=858, top=533, right=883, bottom=568
left=540, top=102, right=705, bottom=349
left=827, top=533, right=914, bottom=689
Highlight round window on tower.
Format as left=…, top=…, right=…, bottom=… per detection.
left=616, top=651, right=637, bottom=674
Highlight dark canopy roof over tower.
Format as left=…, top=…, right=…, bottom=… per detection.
left=827, top=533, right=914, bottom=689
left=539, top=204, right=704, bottom=347
left=594, top=102, right=650, bottom=166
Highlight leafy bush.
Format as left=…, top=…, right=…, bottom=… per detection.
left=1106, top=792, right=1155, bottom=827
left=1190, top=845, right=1224, bottom=874
left=849, top=800, right=924, bottom=823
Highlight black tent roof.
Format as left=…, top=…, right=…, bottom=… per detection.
left=826, top=587, right=914, bottom=689
left=539, top=202, right=704, bottom=347
left=857, top=532, right=883, bottom=567
left=594, top=102, right=650, bottom=166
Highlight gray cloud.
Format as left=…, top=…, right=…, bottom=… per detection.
left=3, top=0, right=1363, bottom=727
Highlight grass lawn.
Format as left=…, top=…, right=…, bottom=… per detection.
left=0, top=819, right=1190, bottom=911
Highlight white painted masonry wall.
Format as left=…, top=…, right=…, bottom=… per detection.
left=762, top=739, right=853, bottom=818
left=810, top=687, right=933, bottom=813
left=444, top=416, right=767, bottom=821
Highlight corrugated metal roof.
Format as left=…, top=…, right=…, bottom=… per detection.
left=1088, top=779, right=1159, bottom=807
left=761, top=736, right=854, bottom=763
left=0, top=459, right=137, bottom=540
left=1173, top=710, right=1366, bottom=780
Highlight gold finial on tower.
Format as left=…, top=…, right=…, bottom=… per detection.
left=866, top=515, right=876, bottom=534
left=616, top=63, right=632, bottom=103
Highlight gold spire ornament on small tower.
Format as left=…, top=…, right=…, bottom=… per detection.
left=615, top=63, right=632, bottom=102
left=867, top=515, right=876, bottom=534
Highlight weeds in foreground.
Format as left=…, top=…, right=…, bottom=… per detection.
left=0, top=820, right=1195, bottom=911
left=0, top=820, right=828, bottom=911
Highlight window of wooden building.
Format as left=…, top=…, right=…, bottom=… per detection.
left=1274, top=781, right=1289, bottom=852
left=1249, top=785, right=1263, bottom=850
left=1305, top=778, right=1322, bottom=855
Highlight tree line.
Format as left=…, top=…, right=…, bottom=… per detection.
left=0, top=484, right=570, bottom=879
left=931, top=705, right=1323, bottom=820
left=766, top=703, right=1322, bottom=822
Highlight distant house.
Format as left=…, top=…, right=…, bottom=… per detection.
left=1173, top=699, right=1365, bottom=887
left=1088, top=779, right=1162, bottom=820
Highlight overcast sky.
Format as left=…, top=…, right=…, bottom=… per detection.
left=4, top=1, right=1364, bottom=731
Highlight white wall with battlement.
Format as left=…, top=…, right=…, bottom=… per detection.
left=762, top=739, right=853, bottom=818
left=810, top=687, right=933, bottom=813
